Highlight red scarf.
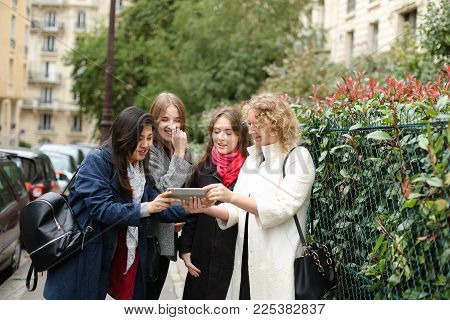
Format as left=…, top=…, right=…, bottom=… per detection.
left=211, top=146, right=245, bottom=187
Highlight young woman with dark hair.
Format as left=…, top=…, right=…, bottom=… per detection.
left=178, top=107, right=248, bottom=299
left=44, top=106, right=188, bottom=300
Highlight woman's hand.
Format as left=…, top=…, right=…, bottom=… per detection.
left=203, top=183, right=234, bottom=203
left=182, top=197, right=205, bottom=214
left=148, top=191, right=180, bottom=214
left=174, top=222, right=185, bottom=233
left=172, top=127, right=188, bottom=158
left=181, top=252, right=201, bottom=278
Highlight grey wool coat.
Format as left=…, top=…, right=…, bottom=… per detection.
left=148, top=143, right=193, bottom=260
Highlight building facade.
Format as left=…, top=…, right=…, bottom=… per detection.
left=0, top=0, right=30, bottom=147
left=19, top=0, right=107, bottom=146
left=310, top=0, right=433, bottom=65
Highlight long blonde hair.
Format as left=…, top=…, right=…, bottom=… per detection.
left=242, top=93, right=299, bottom=153
left=149, top=92, right=186, bottom=147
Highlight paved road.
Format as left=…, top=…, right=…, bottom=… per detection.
left=0, top=251, right=187, bottom=300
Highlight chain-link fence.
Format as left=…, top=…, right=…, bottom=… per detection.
left=303, top=112, right=449, bottom=299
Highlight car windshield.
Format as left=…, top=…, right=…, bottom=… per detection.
left=47, top=154, right=74, bottom=173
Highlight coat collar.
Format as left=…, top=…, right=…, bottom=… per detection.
left=247, top=143, right=285, bottom=164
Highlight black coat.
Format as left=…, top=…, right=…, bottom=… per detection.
left=178, top=159, right=238, bottom=300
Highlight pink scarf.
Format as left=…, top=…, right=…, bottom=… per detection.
left=211, top=146, right=245, bottom=187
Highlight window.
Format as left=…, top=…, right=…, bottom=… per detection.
left=73, top=91, right=80, bottom=102
left=346, top=30, right=354, bottom=66
left=10, top=104, right=16, bottom=131
left=347, top=0, right=356, bottom=13
left=12, top=157, right=36, bottom=182
left=9, top=59, right=13, bottom=84
left=72, top=115, right=82, bottom=132
left=43, top=35, right=55, bottom=51
left=2, top=164, right=27, bottom=197
left=401, top=9, right=417, bottom=34
left=76, top=11, right=86, bottom=29
left=45, top=11, right=57, bottom=27
left=39, top=113, right=53, bottom=130
left=41, top=87, right=53, bottom=103
left=0, top=173, right=16, bottom=212
left=10, top=15, right=16, bottom=48
left=25, top=25, right=29, bottom=55
left=370, top=22, right=379, bottom=53
left=43, top=61, right=55, bottom=78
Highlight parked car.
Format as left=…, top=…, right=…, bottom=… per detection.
left=0, top=147, right=59, bottom=201
left=42, top=151, right=77, bottom=190
left=75, top=142, right=97, bottom=158
left=37, top=144, right=85, bottom=167
left=0, top=152, right=29, bottom=274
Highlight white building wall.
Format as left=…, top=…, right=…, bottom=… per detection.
left=313, top=0, right=434, bottom=65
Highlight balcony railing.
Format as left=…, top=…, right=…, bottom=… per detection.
left=33, top=0, right=65, bottom=6
left=29, top=72, right=62, bottom=84
left=31, top=20, right=64, bottom=32
left=37, top=100, right=58, bottom=110
left=10, top=38, right=16, bottom=49
left=42, top=47, right=57, bottom=53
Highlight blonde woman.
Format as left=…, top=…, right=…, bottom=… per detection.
left=184, top=93, right=315, bottom=299
left=147, top=92, right=193, bottom=299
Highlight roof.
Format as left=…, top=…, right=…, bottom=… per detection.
left=0, top=147, right=40, bottom=159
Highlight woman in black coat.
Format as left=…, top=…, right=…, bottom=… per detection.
left=178, top=107, right=249, bottom=299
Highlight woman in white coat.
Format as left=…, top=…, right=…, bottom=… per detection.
left=184, top=93, right=316, bottom=299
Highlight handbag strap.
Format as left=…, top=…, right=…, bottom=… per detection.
left=25, top=263, right=38, bottom=292
left=61, top=166, right=80, bottom=195
left=282, top=146, right=307, bottom=246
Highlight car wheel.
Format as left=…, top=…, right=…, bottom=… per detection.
left=8, top=241, right=21, bottom=273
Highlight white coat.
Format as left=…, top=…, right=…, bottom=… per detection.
left=217, top=143, right=315, bottom=300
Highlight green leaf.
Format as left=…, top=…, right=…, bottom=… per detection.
left=330, top=144, right=353, bottom=154
left=445, top=173, right=450, bottom=186
left=349, top=123, right=361, bottom=131
left=418, top=136, right=429, bottom=150
left=426, top=177, right=444, bottom=187
left=372, top=234, right=385, bottom=253
left=366, top=131, right=393, bottom=141
left=408, top=193, right=424, bottom=199
left=402, top=199, right=417, bottom=209
left=318, top=151, right=328, bottom=162
left=388, top=274, right=401, bottom=286
left=434, top=199, right=447, bottom=211
left=425, top=109, right=438, bottom=116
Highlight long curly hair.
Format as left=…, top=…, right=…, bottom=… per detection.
left=242, top=93, right=299, bottom=153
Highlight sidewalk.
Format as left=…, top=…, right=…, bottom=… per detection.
left=0, top=251, right=187, bottom=300
left=160, top=258, right=187, bottom=300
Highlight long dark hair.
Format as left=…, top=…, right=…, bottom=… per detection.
left=110, top=106, right=154, bottom=199
left=197, top=107, right=249, bottom=168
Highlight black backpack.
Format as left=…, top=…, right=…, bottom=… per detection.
left=20, top=170, right=93, bottom=291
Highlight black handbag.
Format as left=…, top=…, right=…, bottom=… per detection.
left=293, top=216, right=338, bottom=299
left=282, top=147, right=338, bottom=300
left=20, top=168, right=93, bottom=291
left=147, top=235, right=161, bottom=282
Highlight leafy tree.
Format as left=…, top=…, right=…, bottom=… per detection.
left=420, top=0, right=450, bottom=66
left=66, top=0, right=307, bottom=126
left=260, top=27, right=345, bottom=103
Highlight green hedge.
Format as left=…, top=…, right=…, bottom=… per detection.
left=293, top=69, right=449, bottom=299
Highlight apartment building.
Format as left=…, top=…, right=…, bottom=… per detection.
left=20, top=0, right=129, bottom=146
left=0, top=0, right=30, bottom=147
left=310, top=0, right=434, bottom=65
